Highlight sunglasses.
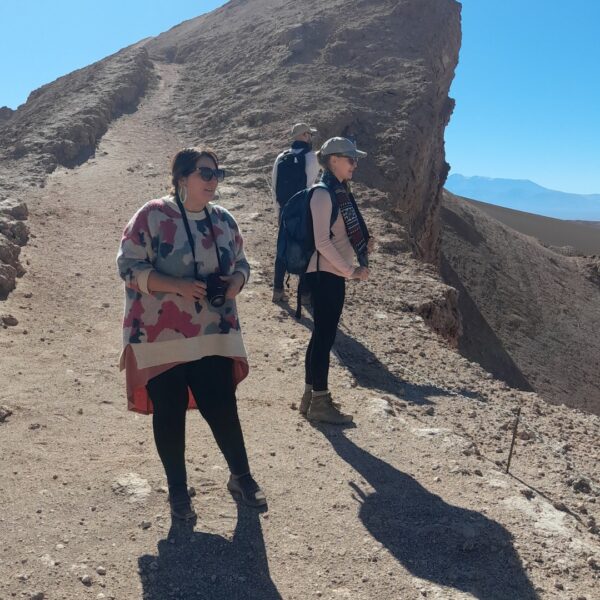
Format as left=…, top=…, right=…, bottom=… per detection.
left=333, top=154, right=358, bottom=166
left=194, top=167, right=225, bottom=182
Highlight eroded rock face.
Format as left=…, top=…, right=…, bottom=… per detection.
left=0, top=46, right=155, bottom=169
left=581, top=257, right=600, bottom=287
left=0, top=46, right=155, bottom=298
left=0, top=107, right=14, bottom=124
left=0, top=198, right=28, bottom=221
left=441, top=191, right=600, bottom=415
left=0, top=207, right=29, bottom=296
left=0, top=263, right=17, bottom=299
left=146, top=0, right=461, bottom=263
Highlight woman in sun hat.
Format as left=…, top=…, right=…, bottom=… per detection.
left=117, top=147, right=266, bottom=519
left=301, top=137, right=374, bottom=424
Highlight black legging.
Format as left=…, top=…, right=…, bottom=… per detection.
left=146, top=356, right=249, bottom=496
left=304, top=271, right=346, bottom=392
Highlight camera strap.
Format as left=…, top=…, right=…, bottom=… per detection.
left=175, top=195, right=223, bottom=276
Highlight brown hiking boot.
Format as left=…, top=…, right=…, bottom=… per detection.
left=299, top=390, right=312, bottom=415
left=300, top=390, right=340, bottom=415
left=307, top=393, right=353, bottom=424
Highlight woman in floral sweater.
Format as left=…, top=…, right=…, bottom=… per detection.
left=117, top=147, right=265, bottom=518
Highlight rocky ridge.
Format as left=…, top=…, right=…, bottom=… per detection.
left=441, top=190, right=600, bottom=415
left=0, top=44, right=155, bottom=298
left=145, top=0, right=461, bottom=264
left=0, top=106, right=14, bottom=123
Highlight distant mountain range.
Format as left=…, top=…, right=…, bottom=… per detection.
left=445, top=174, right=600, bottom=220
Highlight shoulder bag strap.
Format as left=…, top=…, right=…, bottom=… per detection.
left=175, top=197, right=224, bottom=313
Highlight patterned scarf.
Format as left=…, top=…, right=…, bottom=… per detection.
left=321, top=170, right=370, bottom=267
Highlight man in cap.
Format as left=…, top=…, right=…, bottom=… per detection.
left=271, top=122, right=320, bottom=303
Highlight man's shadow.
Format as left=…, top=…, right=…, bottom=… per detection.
left=139, top=504, right=282, bottom=600
left=319, top=428, right=539, bottom=600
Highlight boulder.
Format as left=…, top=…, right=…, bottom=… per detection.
left=0, top=198, right=28, bottom=220
left=0, top=262, right=17, bottom=297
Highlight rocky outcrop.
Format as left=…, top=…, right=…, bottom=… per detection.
left=0, top=46, right=155, bottom=170
left=0, top=199, right=28, bottom=298
left=0, top=45, right=155, bottom=298
left=441, top=191, right=600, bottom=415
left=145, top=0, right=461, bottom=263
left=0, top=107, right=14, bottom=123
left=580, top=256, right=600, bottom=287
left=412, top=286, right=462, bottom=346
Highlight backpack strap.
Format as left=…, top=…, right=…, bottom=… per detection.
left=310, top=182, right=337, bottom=224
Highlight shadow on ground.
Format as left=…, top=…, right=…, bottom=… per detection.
left=139, top=504, right=281, bottom=600
left=318, top=428, right=538, bottom=600
left=280, top=302, right=451, bottom=405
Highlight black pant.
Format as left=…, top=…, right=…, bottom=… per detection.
left=146, top=356, right=250, bottom=496
left=304, top=271, right=345, bottom=392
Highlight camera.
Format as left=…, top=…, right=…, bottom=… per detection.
left=204, top=273, right=227, bottom=307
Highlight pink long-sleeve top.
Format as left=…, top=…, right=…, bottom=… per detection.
left=306, top=188, right=356, bottom=278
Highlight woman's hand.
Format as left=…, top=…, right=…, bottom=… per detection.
left=367, top=237, right=376, bottom=253
left=351, top=266, right=369, bottom=281
left=221, top=272, right=246, bottom=300
left=176, top=278, right=207, bottom=301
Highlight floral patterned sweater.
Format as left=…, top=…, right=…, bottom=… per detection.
left=116, top=196, right=251, bottom=414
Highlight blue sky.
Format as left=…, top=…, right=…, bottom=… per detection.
left=446, top=0, right=600, bottom=194
left=1, top=1, right=598, bottom=194
left=0, top=1, right=223, bottom=106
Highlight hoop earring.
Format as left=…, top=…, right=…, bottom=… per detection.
left=178, top=185, right=188, bottom=204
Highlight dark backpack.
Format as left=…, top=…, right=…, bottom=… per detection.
left=276, top=183, right=339, bottom=276
left=275, top=149, right=308, bottom=208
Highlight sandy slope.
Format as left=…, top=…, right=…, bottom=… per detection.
left=441, top=192, right=600, bottom=416
left=1, top=63, right=599, bottom=600
left=461, top=198, right=600, bottom=256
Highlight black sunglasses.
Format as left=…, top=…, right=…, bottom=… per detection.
left=333, top=154, right=358, bottom=166
left=194, top=167, right=225, bottom=182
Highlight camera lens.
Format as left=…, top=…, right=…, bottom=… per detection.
left=205, top=273, right=227, bottom=308
left=209, top=294, right=226, bottom=308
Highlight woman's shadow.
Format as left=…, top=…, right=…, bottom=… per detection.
left=282, top=302, right=448, bottom=405
left=138, top=503, right=282, bottom=600
left=319, top=427, right=539, bottom=600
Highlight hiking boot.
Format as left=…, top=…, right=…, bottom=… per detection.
left=272, top=288, right=288, bottom=303
left=300, top=293, right=312, bottom=307
left=307, top=393, right=354, bottom=424
left=227, top=473, right=267, bottom=507
left=299, top=389, right=312, bottom=415
left=168, top=490, right=197, bottom=521
left=300, top=390, right=341, bottom=415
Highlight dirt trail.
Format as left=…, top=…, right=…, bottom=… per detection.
left=1, top=63, right=599, bottom=600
